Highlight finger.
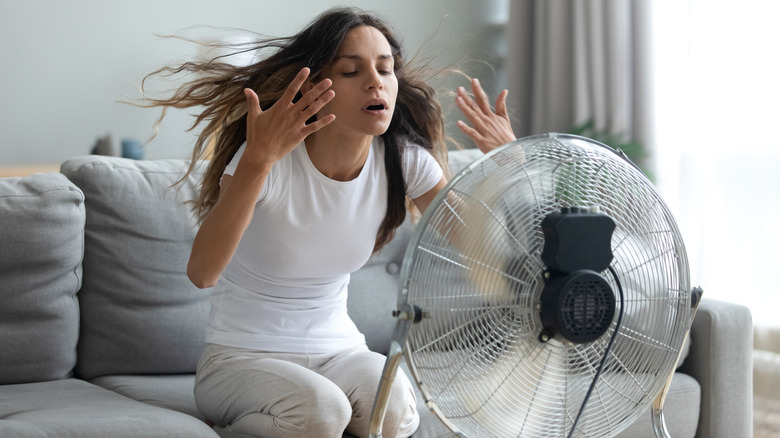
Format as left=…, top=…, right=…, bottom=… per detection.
left=456, top=95, right=488, bottom=134
left=461, top=92, right=485, bottom=126
left=297, top=78, right=333, bottom=110
left=244, top=88, right=262, bottom=116
left=457, top=85, right=470, bottom=100
left=309, top=77, right=334, bottom=97
left=301, top=113, right=336, bottom=136
left=301, top=89, right=335, bottom=119
left=457, top=119, right=481, bottom=140
left=471, top=78, right=492, bottom=114
left=495, top=89, right=509, bottom=118
left=456, top=94, right=479, bottom=121
left=457, top=86, right=479, bottom=111
left=279, top=67, right=311, bottom=105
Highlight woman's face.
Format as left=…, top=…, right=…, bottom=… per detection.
left=316, top=25, right=399, bottom=138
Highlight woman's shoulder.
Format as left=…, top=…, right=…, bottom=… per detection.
left=398, top=138, right=438, bottom=165
left=224, top=141, right=303, bottom=177
left=373, top=135, right=440, bottom=173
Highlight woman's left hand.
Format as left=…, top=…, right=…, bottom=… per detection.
left=456, top=78, right=516, bottom=153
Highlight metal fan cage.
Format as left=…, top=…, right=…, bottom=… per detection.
left=399, top=134, right=692, bottom=438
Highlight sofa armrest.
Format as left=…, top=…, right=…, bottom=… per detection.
left=679, top=298, right=752, bottom=438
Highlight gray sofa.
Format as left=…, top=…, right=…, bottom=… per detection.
left=0, top=149, right=752, bottom=438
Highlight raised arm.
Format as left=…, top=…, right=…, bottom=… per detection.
left=411, top=79, right=516, bottom=216
left=187, top=68, right=336, bottom=288
left=456, top=78, right=516, bottom=154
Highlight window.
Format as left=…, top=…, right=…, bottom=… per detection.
left=651, top=0, right=780, bottom=328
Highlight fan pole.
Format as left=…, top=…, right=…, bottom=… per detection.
left=368, top=304, right=418, bottom=438
left=651, top=287, right=703, bottom=438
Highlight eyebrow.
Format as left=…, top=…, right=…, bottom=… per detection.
left=334, top=54, right=393, bottom=62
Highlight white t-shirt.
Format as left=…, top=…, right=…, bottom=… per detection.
left=204, top=136, right=443, bottom=353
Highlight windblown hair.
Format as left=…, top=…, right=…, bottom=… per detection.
left=137, top=7, right=448, bottom=252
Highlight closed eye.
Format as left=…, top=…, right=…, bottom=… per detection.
left=340, top=70, right=392, bottom=78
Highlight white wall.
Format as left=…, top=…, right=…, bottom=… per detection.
left=0, top=0, right=504, bottom=165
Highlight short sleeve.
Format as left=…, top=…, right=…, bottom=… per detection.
left=401, top=143, right=444, bottom=199
left=221, top=142, right=272, bottom=204
left=223, top=142, right=247, bottom=177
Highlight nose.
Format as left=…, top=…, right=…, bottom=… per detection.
left=366, top=70, right=384, bottom=90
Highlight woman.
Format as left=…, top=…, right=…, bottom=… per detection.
left=142, top=7, right=514, bottom=438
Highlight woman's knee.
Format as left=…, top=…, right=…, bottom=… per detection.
left=297, top=384, right=353, bottom=436
left=351, top=373, right=419, bottom=438
left=200, top=380, right=352, bottom=438
left=227, top=388, right=351, bottom=438
left=194, top=348, right=353, bottom=437
left=382, top=380, right=420, bottom=438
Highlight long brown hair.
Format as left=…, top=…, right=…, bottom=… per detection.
left=137, top=7, right=448, bottom=252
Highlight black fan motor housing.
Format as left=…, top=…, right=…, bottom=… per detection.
left=541, top=207, right=615, bottom=273
left=539, top=208, right=617, bottom=344
left=539, top=270, right=616, bottom=344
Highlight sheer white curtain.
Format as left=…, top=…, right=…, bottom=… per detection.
left=504, top=0, right=653, bottom=147
left=651, top=0, right=780, bottom=328
left=504, top=0, right=779, bottom=328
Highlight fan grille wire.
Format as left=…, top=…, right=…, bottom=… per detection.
left=399, top=135, right=692, bottom=438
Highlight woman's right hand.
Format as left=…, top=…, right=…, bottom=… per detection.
left=187, top=68, right=336, bottom=289
left=242, top=67, right=336, bottom=172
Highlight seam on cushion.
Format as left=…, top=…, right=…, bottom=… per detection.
left=66, top=160, right=195, bottom=197
left=73, top=158, right=190, bottom=175
left=70, top=196, right=86, bottom=332
left=71, top=160, right=200, bottom=208
left=696, top=308, right=715, bottom=438
left=0, top=185, right=84, bottom=200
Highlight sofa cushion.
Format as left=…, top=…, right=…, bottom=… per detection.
left=61, top=156, right=209, bottom=380
left=680, top=298, right=753, bottom=438
left=0, top=378, right=217, bottom=437
left=90, top=374, right=204, bottom=421
left=0, top=173, right=84, bottom=384
left=614, top=372, right=700, bottom=438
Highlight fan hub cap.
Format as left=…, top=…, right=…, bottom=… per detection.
left=539, top=270, right=616, bottom=344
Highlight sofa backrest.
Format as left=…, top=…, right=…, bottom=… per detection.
left=61, top=156, right=208, bottom=380
left=0, top=173, right=85, bottom=384
left=54, top=148, right=480, bottom=376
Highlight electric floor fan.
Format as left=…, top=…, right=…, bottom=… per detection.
left=369, top=133, right=701, bottom=438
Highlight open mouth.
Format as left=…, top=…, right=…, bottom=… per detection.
left=363, top=99, right=388, bottom=113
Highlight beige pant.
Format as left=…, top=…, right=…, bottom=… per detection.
left=194, top=343, right=420, bottom=438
